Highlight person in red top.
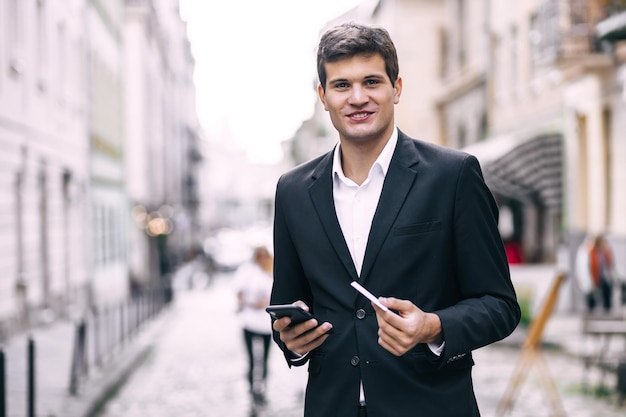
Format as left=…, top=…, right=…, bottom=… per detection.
left=587, top=234, right=615, bottom=313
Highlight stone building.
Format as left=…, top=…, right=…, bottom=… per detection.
left=440, top=0, right=626, bottom=286
left=123, top=0, right=202, bottom=291
left=0, top=0, right=200, bottom=339
left=0, top=0, right=90, bottom=337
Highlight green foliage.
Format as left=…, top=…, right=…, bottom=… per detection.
left=516, top=286, right=533, bottom=327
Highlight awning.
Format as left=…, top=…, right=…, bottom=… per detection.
left=463, top=134, right=563, bottom=211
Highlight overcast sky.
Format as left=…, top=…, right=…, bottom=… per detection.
left=179, top=0, right=362, bottom=163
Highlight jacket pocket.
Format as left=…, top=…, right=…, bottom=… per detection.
left=393, top=221, right=442, bottom=236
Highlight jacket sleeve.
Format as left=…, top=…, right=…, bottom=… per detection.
left=434, top=155, right=521, bottom=367
left=269, top=174, right=314, bottom=366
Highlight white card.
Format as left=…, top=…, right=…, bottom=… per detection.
left=350, top=281, right=389, bottom=312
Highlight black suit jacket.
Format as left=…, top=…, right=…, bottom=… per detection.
left=270, top=131, right=520, bottom=417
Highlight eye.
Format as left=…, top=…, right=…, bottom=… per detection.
left=365, top=79, right=380, bottom=86
left=334, top=82, right=349, bottom=89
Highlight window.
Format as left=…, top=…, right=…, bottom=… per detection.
left=36, top=0, right=48, bottom=90
left=602, top=108, right=612, bottom=227
left=6, top=0, right=22, bottom=75
left=439, top=27, right=449, bottom=79
left=457, top=124, right=467, bottom=149
left=57, top=22, right=66, bottom=103
left=457, top=0, right=467, bottom=68
left=529, top=0, right=560, bottom=69
left=511, top=25, right=518, bottom=98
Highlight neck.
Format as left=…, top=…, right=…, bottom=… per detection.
left=340, top=133, right=391, bottom=185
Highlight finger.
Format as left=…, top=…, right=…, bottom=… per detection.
left=286, top=322, right=332, bottom=352
left=377, top=334, right=403, bottom=357
left=377, top=320, right=406, bottom=347
left=297, top=322, right=332, bottom=345
left=296, top=333, right=331, bottom=353
left=378, top=326, right=414, bottom=356
left=379, top=297, right=415, bottom=316
left=373, top=305, right=405, bottom=332
left=280, top=318, right=317, bottom=339
left=280, top=317, right=326, bottom=344
left=293, top=300, right=310, bottom=311
left=273, top=316, right=293, bottom=332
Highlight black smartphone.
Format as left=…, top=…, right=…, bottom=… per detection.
left=265, top=305, right=315, bottom=325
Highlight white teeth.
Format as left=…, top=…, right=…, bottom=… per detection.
left=351, top=113, right=369, bottom=119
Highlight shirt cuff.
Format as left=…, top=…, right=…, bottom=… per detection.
left=288, top=350, right=310, bottom=363
left=427, top=341, right=445, bottom=356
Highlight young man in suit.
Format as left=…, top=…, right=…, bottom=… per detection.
left=270, top=22, right=520, bottom=417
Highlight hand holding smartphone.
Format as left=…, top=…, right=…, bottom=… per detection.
left=265, top=304, right=316, bottom=325
left=266, top=304, right=333, bottom=335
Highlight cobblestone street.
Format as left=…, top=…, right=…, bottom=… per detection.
left=94, top=274, right=625, bottom=417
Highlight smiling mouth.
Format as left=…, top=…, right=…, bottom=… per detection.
left=349, top=112, right=372, bottom=120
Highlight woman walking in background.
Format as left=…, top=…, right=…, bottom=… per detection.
left=235, top=245, right=274, bottom=406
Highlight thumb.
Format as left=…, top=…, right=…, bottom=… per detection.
left=379, top=297, right=414, bottom=314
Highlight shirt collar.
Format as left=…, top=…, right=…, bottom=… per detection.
left=332, top=126, right=398, bottom=182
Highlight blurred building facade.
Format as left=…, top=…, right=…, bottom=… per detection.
left=289, top=0, right=626, bottom=310
left=438, top=0, right=626, bottom=299
left=0, top=0, right=201, bottom=340
left=0, top=0, right=90, bottom=338
left=87, top=0, right=128, bottom=309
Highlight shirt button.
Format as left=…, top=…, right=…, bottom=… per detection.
left=356, top=309, right=366, bottom=319
left=351, top=356, right=360, bottom=366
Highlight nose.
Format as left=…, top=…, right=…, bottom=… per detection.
left=348, top=85, right=368, bottom=106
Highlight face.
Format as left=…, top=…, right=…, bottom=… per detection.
left=318, top=54, right=402, bottom=146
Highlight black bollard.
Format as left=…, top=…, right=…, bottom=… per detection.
left=617, top=360, right=626, bottom=397
left=27, top=337, right=35, bottom=417
left=1, top=348, right=5, bottom=417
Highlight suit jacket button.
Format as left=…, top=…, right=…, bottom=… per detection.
left=356, top=309, right=366, bottom=319
left=350, top=356, right=360, bottom=366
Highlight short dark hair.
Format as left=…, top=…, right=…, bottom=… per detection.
left=316, top=22, right=399, bottom=90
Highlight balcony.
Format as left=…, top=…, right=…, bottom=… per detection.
left=530, top=0, right=620, bottom=69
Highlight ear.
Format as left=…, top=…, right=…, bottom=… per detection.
left=393, top=76, right=403, bottom=104
left=317, top=83, right=329, bottom=110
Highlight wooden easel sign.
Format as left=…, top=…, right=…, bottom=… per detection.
left=496, top=273, right=567, bottom=417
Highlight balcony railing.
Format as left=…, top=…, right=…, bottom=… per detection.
left=531, top=0, right=621, bottom=67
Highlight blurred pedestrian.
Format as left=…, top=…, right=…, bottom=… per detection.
left=578, top=234, right=616, bottom=313
left=269, top=22, right=520, bottom=417
left=575, top=235, right=593, bottom=310
left=234, top=245, right=274, bottom=405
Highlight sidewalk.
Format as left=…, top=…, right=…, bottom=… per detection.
left=1, top=302, right=170, bottom=417
left=501, top=311, right=625, bottom=355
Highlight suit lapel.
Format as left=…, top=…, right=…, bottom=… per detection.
left=308, top=150, right=358, bottom=279
left=360, top=132, right=420, bottom=283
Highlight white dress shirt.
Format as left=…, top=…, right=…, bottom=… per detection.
left=332, top=129, right=397, bottom=276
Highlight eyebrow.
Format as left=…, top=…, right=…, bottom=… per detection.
left=329, top=74, right=387, bottom=84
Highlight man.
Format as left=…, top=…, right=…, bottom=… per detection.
left=270, top=22, right=520, bottom=417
